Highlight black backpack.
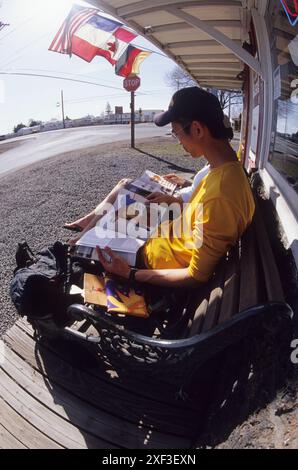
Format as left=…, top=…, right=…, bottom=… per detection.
left=10, top=241, right=84, bottom=331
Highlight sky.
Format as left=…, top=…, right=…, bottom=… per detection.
left=0, top=0, right=178, bottom=134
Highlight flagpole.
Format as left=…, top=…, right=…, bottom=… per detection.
left=131, top=91, right=135, bottom=148
left=61, top=90, right=65, bottom=129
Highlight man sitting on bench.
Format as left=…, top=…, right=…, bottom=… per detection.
left=65, top=114, right=233, bottom=243
left=95, top=87, right=255, bottom=289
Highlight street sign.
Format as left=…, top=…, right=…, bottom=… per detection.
left=123, top=75, right=140, bottom=92
left=115, top=106, right=123, bottom=114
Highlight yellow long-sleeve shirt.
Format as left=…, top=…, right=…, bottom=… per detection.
left=143, top=161, right=255, bottom=282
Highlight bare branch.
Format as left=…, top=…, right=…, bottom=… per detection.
left=164, top=66, right=197, bottom=91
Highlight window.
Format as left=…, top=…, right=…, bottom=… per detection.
left=268, top=1, right=298, bottom=194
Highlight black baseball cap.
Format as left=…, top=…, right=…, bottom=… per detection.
left=154, top=86, right=227, bottom=137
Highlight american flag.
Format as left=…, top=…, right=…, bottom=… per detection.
left=49, top=4, right=98, bottom=55
left=49, top=5, right=137, bottom=66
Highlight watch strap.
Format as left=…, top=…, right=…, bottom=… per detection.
left=129, top=268, right=138, bottom=282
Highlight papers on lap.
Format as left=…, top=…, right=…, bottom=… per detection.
left=73, top=170, right=176, bottom=266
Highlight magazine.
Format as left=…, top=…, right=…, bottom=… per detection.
left=83, top=273, right=148, bottom=317
left=125, top=170, right=177, bottom=196
left=73, top=226, right=144, bottom=266
left=105, top=275, right=148, bottom=317
left=73, top=170, right=175, bottom=266
left=83, top=273, right=107, bottom=305
left=114, top=187, right=167, bottom=237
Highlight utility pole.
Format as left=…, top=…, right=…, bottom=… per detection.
left=61, top=90, right=65, bottom=129
left=130, top=91, right=135, bottom=148
left=123, top=75, right=140, bottom=148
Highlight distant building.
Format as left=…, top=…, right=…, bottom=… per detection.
left=104, top=109, right=163, bottom=124
left=41, top=121, right=63, bottom=132
left=11, top=109, right=162, bottom=138
left=16, top=127, right=35, bottom=136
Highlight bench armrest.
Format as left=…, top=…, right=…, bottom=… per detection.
left=67, top=302, right=293, bottom=369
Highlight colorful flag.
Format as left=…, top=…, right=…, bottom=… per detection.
left=49, top=4, right=137, bottom=65
left=49, top=4, right=98, bottom=55
left=115, top=45, right=151, bottom=77
left=72, top=15, right=136, bottom=64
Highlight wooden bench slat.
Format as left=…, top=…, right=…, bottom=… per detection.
left=217, top=243, right=240, bottom=324
left=201, top=258, right=226, bottom=333
left=239, top=222, right=260, bottom=311
left=253, top=206, right=285, bottom=302
left=186, top=296, right=208, bottom=337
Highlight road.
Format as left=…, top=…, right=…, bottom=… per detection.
left=0, top=123, right=170, bottom=177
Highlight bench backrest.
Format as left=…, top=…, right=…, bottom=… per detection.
left=182, top=199, right=284, bottom=338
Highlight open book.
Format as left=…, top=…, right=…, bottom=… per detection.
left=73, top=170, right=176, bottom=266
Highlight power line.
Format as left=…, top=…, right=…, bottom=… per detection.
left=0, top=70, right=127, bottom=90
left=0, top=70, right=151, bottom=100
left=11, top=67, right=117, bottom=85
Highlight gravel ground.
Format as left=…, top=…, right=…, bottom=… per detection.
left=0, top=136, right=202, bottom=336
left=1, top=134, right=297, bottom=449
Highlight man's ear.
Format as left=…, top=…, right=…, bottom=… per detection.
left=192, top=120, right=204, bottom=138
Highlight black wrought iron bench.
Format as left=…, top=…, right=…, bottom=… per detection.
left=62, top=177, right=293, bottom=401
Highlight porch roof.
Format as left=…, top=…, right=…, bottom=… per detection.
left=86, top=0, right=262, bottom=91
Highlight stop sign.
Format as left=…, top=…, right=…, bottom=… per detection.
left=123, top=75, right=141, bottom=92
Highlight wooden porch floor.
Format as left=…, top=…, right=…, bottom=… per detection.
left=0, top=319, right=201, bottom=449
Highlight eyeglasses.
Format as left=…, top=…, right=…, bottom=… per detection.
left=171, top=123, right=191, bottom=140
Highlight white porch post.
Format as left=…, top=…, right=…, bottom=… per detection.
left=251, top=7, right=274, bottom=169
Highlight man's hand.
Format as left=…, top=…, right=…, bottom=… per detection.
left=162, top=173, right=186, bottom=187
left=96, top=246, right=130, bottom=279
left=117, top=177, right=133, bottom=188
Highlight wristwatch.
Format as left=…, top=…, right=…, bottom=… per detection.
left=129, top=268, right=138, bottom=282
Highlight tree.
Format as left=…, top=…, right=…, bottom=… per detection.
left=13, top=123, right=26, bottom=133
left=28, top=119, right=42, bottom=127
left=165, top=67, right=242, bottom=115
left=164, top=66, right=197, bottom=90
left=105, top=102, right=112, bottom=117
left=215, top=90, right=242, bottom=112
